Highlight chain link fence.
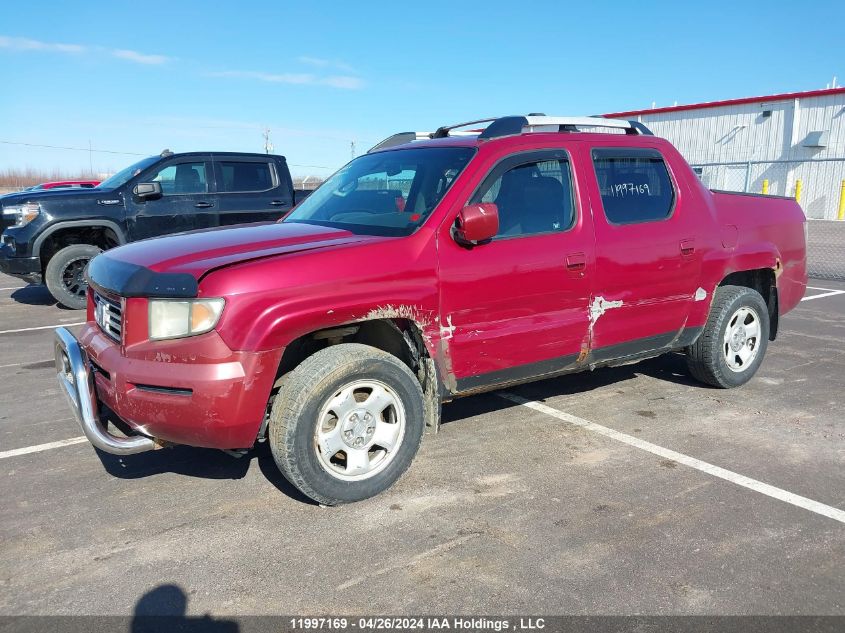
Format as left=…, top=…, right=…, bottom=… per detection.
left=692, top=159, right=845, bottom=280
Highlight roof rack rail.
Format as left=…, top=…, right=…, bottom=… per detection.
left=478, top=115, right=653, bottom=139
left=368, top=124, right=492, bottom=152
left=368, top=132, right=432, bottom=153
left=431, top=117, right=499, bottom=139
left=368, top=115, right=653, bottom=153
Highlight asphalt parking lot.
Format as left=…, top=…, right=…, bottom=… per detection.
left=0, top=273, right=843, bottom=617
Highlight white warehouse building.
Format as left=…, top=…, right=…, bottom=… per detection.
left=606, top=87, right=845, bottom=221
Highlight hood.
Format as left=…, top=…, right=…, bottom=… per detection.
left=0, top=187, right=105, bottom=205
left=87, top=221, right=385, bottom=298
left=0, top=187, right=111, bottom=207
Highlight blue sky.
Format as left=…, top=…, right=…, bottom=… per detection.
left=0, top=0, right=842, bottom=178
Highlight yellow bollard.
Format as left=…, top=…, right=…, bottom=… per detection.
left=762, top=179, right=769, bottom=195
left=795, top=179, right=803, bottom=203
left=839, top=181, right=845, bottom=220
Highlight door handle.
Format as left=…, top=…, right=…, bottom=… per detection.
left=680, top=239, right=695, bottom=256
left=194, top=201, right=214, bottom=208
left=269, top=200, right=287, bottom=206
left=566, top=252, right=587, bottom=271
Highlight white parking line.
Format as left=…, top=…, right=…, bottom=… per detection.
left=0, top=436, right=88, bottom=459
left=499, top=392, right=845, bottom=525
left=0, top=286, right=27, bottom=291
left=0, top=322, right=84, bottom=335
left=0, top=359, right=54, bottom=369
left=801, top=290, right=845, bottom=302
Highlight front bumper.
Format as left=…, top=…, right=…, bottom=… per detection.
left=54, top=327, right=156, bottom=454
left=0, top=243, right=40, bottom=282
left=55, top=322, right=282, bottom=452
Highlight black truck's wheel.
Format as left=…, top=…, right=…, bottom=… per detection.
left=686, top=285, right=770, bottom=388
left=44, top=244, right=101, bottom=309
left=269, top=343, right=425, bottom=505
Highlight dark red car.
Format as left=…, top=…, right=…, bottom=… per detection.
left=26, top=180, right=100, bottom=191
left=54, top=115, right=807, bottom=505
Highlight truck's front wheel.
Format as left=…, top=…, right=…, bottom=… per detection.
left=269, top=343, right=425, bottom=505
left=686, top=285, right=770, bottom=388
left=44, top=244, right=101, bottom=309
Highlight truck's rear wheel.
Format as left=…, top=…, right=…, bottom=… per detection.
left=686, top=285, right=769, bottom=388
left=45, top=244, right=101, bottom=309
left=269, top=343, right=425, bottom=505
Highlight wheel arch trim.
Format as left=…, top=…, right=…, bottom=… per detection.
left=34, top=219, right=128, bottom=260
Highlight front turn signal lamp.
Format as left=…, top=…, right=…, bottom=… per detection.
left=149, top=298, right=225, bottom=340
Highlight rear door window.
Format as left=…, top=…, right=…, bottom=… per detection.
left=592, top=149, right=675, bottom=224
left=218, top=161, right=275, bottom=192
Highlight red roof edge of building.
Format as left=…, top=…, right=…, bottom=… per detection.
left=604, top=86, right=845, bottom=118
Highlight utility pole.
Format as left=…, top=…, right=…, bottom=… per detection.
left=88, top=140, right=93, bottom=176
left=350, top=140, right=356, bottom=160
left=263, top=128, right=274, bottom=154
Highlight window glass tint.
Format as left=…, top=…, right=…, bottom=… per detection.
left=151, top=162, right=208, bottom=195
left=284, top=147, right=475, bottom=237
left=219, top=161, right=274, bottom=192
left=593, top=150, right=674, bottom=224
left=476, top=158, right=574, bottom=238
left=357, top=168, right=415, bottom=201
left=97, top=155, right=160, bottom=189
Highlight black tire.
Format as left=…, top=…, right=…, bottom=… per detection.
left=44, top=244, right=101, bottom=309
left=269, top=343, right=425, bottom=505
left=686, top=285, right=770, bottom=388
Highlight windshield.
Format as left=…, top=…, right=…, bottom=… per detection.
left=284, top=147, right=476, bottom=236
left=97, top=156, right=160, bottom=190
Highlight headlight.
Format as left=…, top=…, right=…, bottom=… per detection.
left=3, top=202, right=41, bottom=227
left=149, top=298, right=225, bottom=340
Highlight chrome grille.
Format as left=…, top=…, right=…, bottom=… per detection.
left=94, top=292, right=123, bottom=341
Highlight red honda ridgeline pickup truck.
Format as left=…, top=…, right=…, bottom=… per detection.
left=54, top=115, right=807, bottom=505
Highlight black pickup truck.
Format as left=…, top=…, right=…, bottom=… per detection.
left=1, top=151, right=309, bottom=308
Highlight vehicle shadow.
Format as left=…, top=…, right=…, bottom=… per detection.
left=636, top=352, right=707, bottom=388
left=9, top=284, right=59, bottom=307
left=441, top=352, right=706, bottom=426
left=131, top=583, right=239, bottom=633
left=95, top=440, right=316, bottom=505
left=94, top=353, right=702, bottom=505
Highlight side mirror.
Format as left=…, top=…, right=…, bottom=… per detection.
left=132, top=182, right=162, bottom=201
left=454, top=203, right=499, bottom=246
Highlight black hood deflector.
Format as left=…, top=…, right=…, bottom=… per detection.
left=86, top=252, right=198, bottom=298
